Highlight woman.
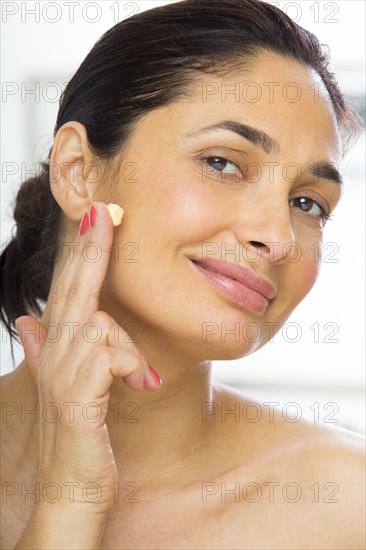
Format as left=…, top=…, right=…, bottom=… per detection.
left=0, top=0, right=364, bottom=548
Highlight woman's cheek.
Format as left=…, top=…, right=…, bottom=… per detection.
left=294, top=237, right=323, bottom=301
left=151, top=178, right=222, bottom=241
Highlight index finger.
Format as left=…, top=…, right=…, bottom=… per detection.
left=49, top=201, right=115, bottom=351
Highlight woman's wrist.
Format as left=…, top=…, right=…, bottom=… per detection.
left=15, top=502, right=109, bottom=550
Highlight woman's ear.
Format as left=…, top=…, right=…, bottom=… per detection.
left=49, top=121, right=101, bottom=221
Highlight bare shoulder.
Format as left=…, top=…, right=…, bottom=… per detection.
left=277, top=413, right=365, bottom=548
left=214, top=380, right=365, bottom=458
left=0, top=365, right=30, bottom=444
left=213, top=382, right=365, bottom=548
left=1, top=365, right=39, bottom=550
left=0, top=368, right=21, bottom=444
left=1, top=361, right=39, bottom=467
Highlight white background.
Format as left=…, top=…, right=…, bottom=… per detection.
left=1, top=1, right=365, bottom=433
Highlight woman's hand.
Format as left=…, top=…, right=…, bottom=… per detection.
left=15, top=201, right=162, bottom=516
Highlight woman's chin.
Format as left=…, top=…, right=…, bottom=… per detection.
left=201, top=339, right=264, bottom=361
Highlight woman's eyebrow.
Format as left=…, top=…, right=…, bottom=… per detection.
left=184, top=120, right=279, bottom=155
left=306, top=161, right=343, bottom=187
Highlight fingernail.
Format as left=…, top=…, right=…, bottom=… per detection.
left=89, top=203, right=97, bottom=229
left=79, top=211, right=89, bottom=236
left=149, top=364, right=162, bottom=386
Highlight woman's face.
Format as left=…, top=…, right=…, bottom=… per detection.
left=98, top=50, right=342, bottom=361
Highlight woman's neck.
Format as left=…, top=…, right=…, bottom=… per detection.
left=105, top=359, right=219, bottom=489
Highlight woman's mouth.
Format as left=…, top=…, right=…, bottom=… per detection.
left=189, top=258, right=274, bottom=314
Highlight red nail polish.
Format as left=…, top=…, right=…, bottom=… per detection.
left=79, top=211, right=89, bottom=236
left=149, top=365, right=162, bottom=386
left=89, top=204, right=97, bottom=229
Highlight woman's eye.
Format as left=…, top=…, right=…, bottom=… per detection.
left=289, top=196, right=330, bottom=220
left=200, top=158, right=332, bottom=223
left=203, top=156, right=242, bottom=179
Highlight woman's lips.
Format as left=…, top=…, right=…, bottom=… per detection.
left=190, top=259, right=270, bottom=314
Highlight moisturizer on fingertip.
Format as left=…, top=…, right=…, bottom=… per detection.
left=107, top=203, right=124, bottom=226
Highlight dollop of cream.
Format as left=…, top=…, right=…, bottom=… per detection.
left=107, top=203, right=124, bottom=226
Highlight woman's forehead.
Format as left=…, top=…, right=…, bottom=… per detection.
left=131, top=55, right=342, bottom=164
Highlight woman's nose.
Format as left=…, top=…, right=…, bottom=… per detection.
left=233, top=200, right=297, bottom=264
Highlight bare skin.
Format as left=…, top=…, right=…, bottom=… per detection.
left=1, top=51, right=365, bottom=549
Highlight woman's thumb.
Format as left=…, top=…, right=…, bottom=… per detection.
left=15, top=315, right=48, bottom=383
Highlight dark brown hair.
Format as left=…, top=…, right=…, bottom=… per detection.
left=0, top=0, right=361, bottom=366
